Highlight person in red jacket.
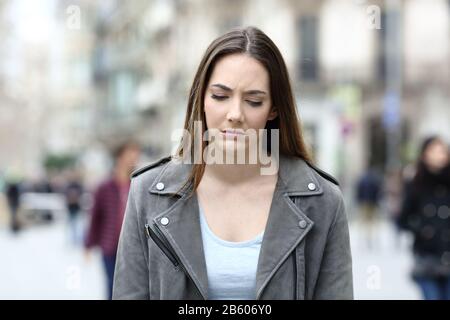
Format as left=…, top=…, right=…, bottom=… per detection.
left=85, top=141, right=141, bottom=299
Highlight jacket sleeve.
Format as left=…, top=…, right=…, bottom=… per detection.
left=313, top=193, right=354, bottom=300
left=113, top=179, right=150, bottom=299
left=397, top=181, right=419, bottom=233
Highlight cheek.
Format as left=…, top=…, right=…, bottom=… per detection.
left=246, top=108, right=272, bottom=129
left=438, top=151, right=450, bottom=164
left=203, top=96, right=214, bottom=114
left=203, top=98, right=220, bottom=126
left=204, top=97, right=227, bottom=117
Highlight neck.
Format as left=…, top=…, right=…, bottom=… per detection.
left=114, top=166, right=130, bottom=184
left=202, top=157, right=278, bottom=186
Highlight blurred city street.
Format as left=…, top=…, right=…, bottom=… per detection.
left=350, top=218, right=421, bottom=299
left=0, top=0, right=448, bottom=300
left=0, top=216, right=104, bottom=299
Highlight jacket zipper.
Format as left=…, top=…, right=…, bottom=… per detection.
left=145, top=222, right=205, bottom=299
left=145, top=223, right=179, bottom=268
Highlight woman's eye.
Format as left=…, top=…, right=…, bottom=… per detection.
left=247, top=100, right=262, bottom=107
left=211, top=94, right=228, bottom=101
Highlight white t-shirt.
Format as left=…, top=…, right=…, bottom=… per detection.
left=198, top=203, right=263, bottom=300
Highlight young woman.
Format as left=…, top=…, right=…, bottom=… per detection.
left=113, top=26, right=353, bottom=300
left=398, top=136, right=450, bottom=300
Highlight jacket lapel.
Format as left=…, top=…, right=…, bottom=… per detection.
left=153, top=192, right=209, bottom=299
left=148, top=159, right=209, bottom=299
left=256, top=155, right=324, bottom=298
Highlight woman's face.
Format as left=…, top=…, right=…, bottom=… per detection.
left=423, top=139, right=449, bottom=172
left=203, top=53, right=277, bottom=159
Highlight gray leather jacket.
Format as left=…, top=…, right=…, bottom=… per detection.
left=113, top=155, right=353, bottom=299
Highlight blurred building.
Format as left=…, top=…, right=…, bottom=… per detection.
left=88, top=0, right=449, bottom=190
left=90, top=0, right=179, bottom=159
left=0, top=0, right=103, bottom=185
left=0, top=0, right=448, bottom=194
left=54, top=0, right=109, bottom=186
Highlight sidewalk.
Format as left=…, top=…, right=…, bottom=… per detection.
left=0, top=220, right=104, bottom=299
left=350, top=217, right=422, bottom=299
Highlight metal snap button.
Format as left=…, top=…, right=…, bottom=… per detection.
left=308, top=183, right=316, bottom=191
left=299, top=220, right=307, bottom=229
left=156, top=182, right=165, bottom=191
left=160, top=217, right=169, bottom=226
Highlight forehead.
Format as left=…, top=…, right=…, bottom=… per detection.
left=428, top=140, right=447, bottom=149
left=208, top=53, right=270, bottom=91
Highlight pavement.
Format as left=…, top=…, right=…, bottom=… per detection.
left=0, top=218, right=104, bottom=299
left=349, top=218, right=422, bottom=299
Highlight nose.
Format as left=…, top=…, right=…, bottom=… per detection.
left=226, top=99, right=244, bottom=123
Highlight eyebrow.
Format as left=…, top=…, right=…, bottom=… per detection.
left=211, top=83, right=267, bottom=95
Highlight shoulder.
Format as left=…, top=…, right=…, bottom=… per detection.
left=300, top=163, right=348, bottom=230
left=125, top=155, right=173, bottom=202
left=128, top=155, right=191, bottom=210
left=131, top=155, right=172, bottom=179
left=128, top=155, right=176, bottom=195
left=280, top=155, right=342, bottom=206
left=95, top=178, right=115, bottom=193
left=302, top=160, right=343, bottom=208
left=306, top=161, right=339, bottom=187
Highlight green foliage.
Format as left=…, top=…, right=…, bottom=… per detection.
left=43, top=154, right=77, bottom=171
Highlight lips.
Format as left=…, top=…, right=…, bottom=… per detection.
left=221, top=129, right=246, bottom=135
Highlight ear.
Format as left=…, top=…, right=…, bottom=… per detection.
left=267, top=107, right=278, bottom=121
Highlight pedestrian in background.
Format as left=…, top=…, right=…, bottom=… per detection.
left=6, top=179, right=22, bottom=233
left=84, top=141, right=141, bottom=300
left=355, top=166, right=383, bottom=250
left=398, top=136, right=450, bottom=300
left=64, top=169, right=85, bottom=245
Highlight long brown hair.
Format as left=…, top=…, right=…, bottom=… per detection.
left=176, top=26, right=312, bottom=196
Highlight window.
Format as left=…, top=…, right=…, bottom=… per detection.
left=108, top=72, right=136, bottom=116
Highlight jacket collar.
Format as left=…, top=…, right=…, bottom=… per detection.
left=149, top=154, right=323, bottom=197
left=148, top=154, right=320, bottom=299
